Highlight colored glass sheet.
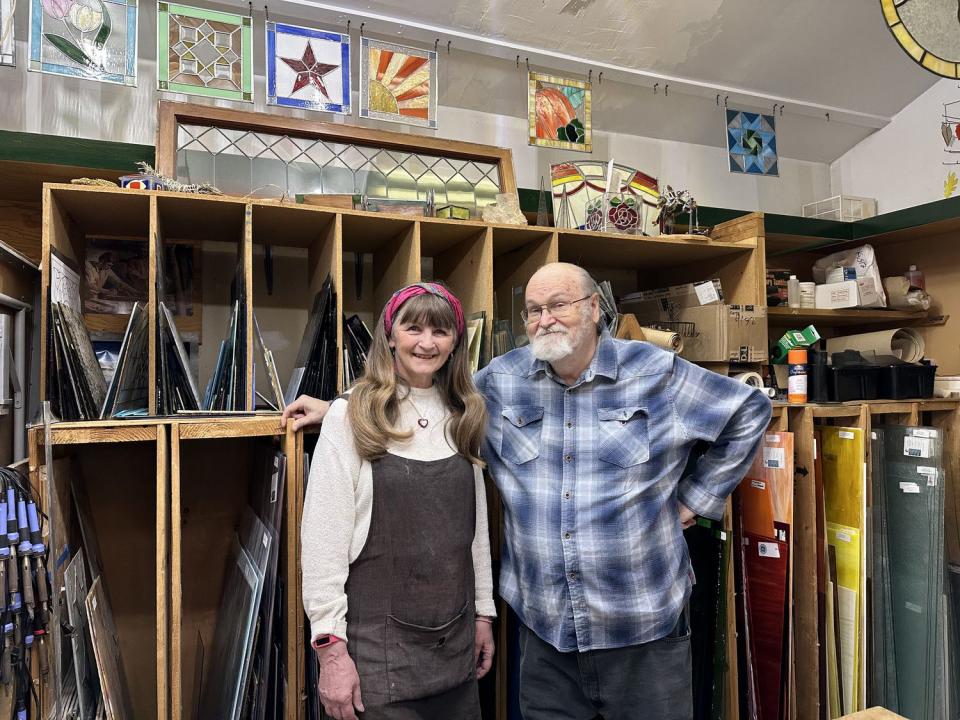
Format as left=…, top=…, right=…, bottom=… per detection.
left=0, top=0, right=14, bottom=65
left=687, top=518, right=728, bottom=720
left=266, top=21, right=350, bottom=114
left=873, top=426, right=946, bottom=720
left=550, top=161, right=659, bottom=235
left=29, top=0, right=138, bottom=84
left=742, top=531, right=789, bottom=720
left=529, top=72, right=592, bottom=152
left=819, top=425, right=865, bottom=715
left=359, top=37, right=437, bottom=129
left=157, top=2, right=252, bottom=102
left=726, top=109, right=778, bottom=176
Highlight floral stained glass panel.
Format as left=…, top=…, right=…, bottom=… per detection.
left=266, top=21, right=349, bottom=114
left=726, top=108, right=778, bottom=176
left=1, top=0, right=14, bottom=66
left=29, top=0, right=137, bottom=84
left=359, top=37, right=437, bottom=129
left=157, top=1, right=252, bottom=102
left=528, top=72, right=592, bottom=153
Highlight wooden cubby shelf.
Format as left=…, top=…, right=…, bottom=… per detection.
left=766, top=306, right=929, bottom=327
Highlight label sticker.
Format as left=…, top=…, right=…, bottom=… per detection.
left=899, top=482, right=920, bottom=494
left=911, top=428, right=937, bottom=438
left=763, top=447, right=785, bottom=469
left=835, top=532, right=851, bottom=543
left=751, top=479, right=766, bottom=490
left=904, top=437, right=933, bottom=458
left=871, top=431, right=877, bottom=440
left=767, top=434, right=780, bottom=443
left=694, top=281, right=720, bottom=305
left=758, top=542, right=781, bottom=559
left=839, top=430, right=855, bottom=440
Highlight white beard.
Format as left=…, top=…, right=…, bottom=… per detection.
left=530, top=329, right=575, bottom=362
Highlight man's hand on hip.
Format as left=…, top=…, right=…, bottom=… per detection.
left=678, top=502, right=697, bottom=529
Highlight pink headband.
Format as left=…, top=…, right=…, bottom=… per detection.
left=384, top=283, right=466, bottom=340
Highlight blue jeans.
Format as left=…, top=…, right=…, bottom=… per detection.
left=518, top=611, right=693, bottom=720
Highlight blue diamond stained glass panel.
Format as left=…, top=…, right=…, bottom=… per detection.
left=726, top=108, right=779, bottom=177
left=266, top=21, right=350, bottom=114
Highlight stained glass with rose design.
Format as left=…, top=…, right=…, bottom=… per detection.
left=157, top=2, right=252, bottom=102
left=1, top=0, right=15, bottom=66
left=528, top=72, right=592, bottom=153
left=29, top=0, right=137, bottom=84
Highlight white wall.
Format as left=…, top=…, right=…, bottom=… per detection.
left=831, top=78, right=960, bottom=213
left=0, top=1, right=830, bottom=214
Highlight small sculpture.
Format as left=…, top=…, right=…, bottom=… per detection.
left=134, top=161, right=223, bottom=195
left=654, top=185, right=708, bottom=235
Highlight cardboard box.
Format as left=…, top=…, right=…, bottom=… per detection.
left=627, top=303, right=767, bottom=363
left=619, top=279, right=724, bottom=320
left=815, top=280, right=859, bottom=309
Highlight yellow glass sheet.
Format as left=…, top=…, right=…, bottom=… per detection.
left=821, top=427, right=865, bottom=529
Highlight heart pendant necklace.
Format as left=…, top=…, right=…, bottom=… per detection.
left=405, top=394, right=431, bottom=429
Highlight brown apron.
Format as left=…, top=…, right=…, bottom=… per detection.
left=345, top=452, right=480, bottom=719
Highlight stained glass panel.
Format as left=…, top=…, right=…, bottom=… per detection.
left=359, top=37, right=437, bottom=129
left=0, top=0, right=14, bottom=66
left=528, top=72, right=592, bottom=152
left=726, top=108, right=779, bottom=176
left=550, top=161, right=660, bottom=235
left=266, top=21, right=349, bottom=114
left=157, top=2, right=252, bottom=102
left=175, top=122, right=502, bottom=211
left=29, top=0, right=138, bottom=84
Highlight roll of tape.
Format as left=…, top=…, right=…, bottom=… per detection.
left=733, top=371, right=764, bottom=388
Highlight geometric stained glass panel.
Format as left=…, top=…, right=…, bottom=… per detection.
left=266, top=21, right=349, bottom=114
left=29, top=0, right=138, bottom=84
left=1, top=0, right=14, bottom=66
left=726, top=108, right=778, bottom=176
left=157, top=1, right=252, bottom=102
left=359, top=36, right=437, bottom=129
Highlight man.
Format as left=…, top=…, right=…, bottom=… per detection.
left=284, top=262, right=771, bottom=719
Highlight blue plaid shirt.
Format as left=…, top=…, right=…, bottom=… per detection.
left=475, top=331, right=771, bottom=652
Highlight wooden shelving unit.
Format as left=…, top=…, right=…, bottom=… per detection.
left=766, top=306, right=928, bottom=327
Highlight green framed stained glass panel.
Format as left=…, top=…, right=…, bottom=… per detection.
left=157, top=2, right=252, bottom=102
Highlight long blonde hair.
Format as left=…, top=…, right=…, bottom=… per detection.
left=347, top=293, right=487, bottom=465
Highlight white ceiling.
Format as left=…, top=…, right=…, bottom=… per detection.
left=274, top=0, right=940, bottom=163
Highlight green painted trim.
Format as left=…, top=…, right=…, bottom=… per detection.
left=852, top=194, right=960, bottom=239
left=0, top=130, right=154, bottom=171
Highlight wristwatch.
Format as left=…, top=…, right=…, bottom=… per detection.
left=312, top=634, right=343, bottom=650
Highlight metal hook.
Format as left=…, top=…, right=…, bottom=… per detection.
left=724, top=95, right=729, bottom=108
left=664, top=84, right=668, bottom=96
left=247, top=1, right=252, bottom=16
left=598, top=72, right=603, bottom=84
left=716, top=93, right=720, bottom=106
left=360, top=22, right=365, bottom=36
left=435, top=39, right=439, bottom=53
left=447, top=40, right=451, bottom=53
left=588, top=69, right=592, bottom=83
left=773, top=103, right=778, bottom=114
left=263, top=3, right=268, bottom=20
left=347, top=19, right=350, bottom=33
left=516, top=55, right=520, bottom=69
left=526, top=57, right=530, bottom=72
left=780, top=105, right=784, bottom=117
left=825, top=112, right=830, bottom=122
left=653, top=83, right=659, bottom=95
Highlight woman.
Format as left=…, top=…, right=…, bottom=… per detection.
left=299, top=282, right=496, bottom=720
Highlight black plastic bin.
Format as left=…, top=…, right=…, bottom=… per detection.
left=828, top=365, right=881, bottom=402
left=877, top=360, right=936, bottom=399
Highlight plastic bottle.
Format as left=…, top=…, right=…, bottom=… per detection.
left=787, top=275, right=801, bottom=308
left=788, top=348, right=808, bottom=404
left=905, top=264, right=925, bottom=290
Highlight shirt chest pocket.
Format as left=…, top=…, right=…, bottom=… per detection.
left=597, top=406, right=650, bottom=468
left=500, top=405, right=544, bottom=465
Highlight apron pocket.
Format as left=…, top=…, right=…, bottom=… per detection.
left=385, top=602, right=475, bottom=703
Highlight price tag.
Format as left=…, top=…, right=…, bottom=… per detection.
left=839, top=430, right=855, bottom=440
left=763, top=447, right=785, bottom=469
left=899, top=482, right=920, bottom=494
left=758, top=542, right=781, bottom=559
left=904, top=437, right=933, bottom=458
left=694, top=281, right=720, bottom=305
left=750, top=479, right=766, bottom=490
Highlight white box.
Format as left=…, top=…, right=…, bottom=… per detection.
left=815, top=281, right=859, bottom=309
left=802, top=195, right=877, bottom=222
left=856, top=277, right=885, bottom=308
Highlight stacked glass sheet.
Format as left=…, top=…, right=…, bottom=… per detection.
left=871, top=426, right=948, bottom=720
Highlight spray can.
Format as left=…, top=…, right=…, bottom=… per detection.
left=788, top=348, right=808, bottom=404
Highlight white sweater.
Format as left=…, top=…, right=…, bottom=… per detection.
left=301, top=385, right=497, bottom=643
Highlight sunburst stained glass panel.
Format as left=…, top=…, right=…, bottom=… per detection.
left=29, top=0, right=138, bottom=84
left=266, top=21, right=350, bottom=114
left=157, top=1, right=252, bottom=102
left=359, top=36, right=437, bottom=129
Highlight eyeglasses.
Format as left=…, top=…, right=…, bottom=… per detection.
left=521, top=295, right=594, bottom=324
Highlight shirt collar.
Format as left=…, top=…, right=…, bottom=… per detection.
left=527, top=329, right=619, bottom=384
